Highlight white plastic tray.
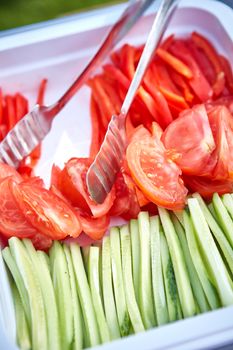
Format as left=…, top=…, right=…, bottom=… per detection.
left=0, top=1, right=233, bottom=349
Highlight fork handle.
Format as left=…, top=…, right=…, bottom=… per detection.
left=121, top=0, right=179, bottom=115
left=46, top=0, right=155, bottom=118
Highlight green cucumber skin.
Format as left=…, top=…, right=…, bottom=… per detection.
left=70, top=243, right=100, bottom=347
left=172, top=215, right=210, bottom=313
left=159, top=208, right=196, bottom=318
left=138, top=212, right=156, bottom=329
left=212, top=193, right=233, bottom=248
left=120, top=225, right=145, bottom=333
left=88, top=246, right=111, bottom=343
left=12, top=282, right=31, bottom=350
left=188, top=198, right=233, bottom=307
left=110, top=227, right=130, bottom=336
left=130, top=219, right=140, bottom=305
left=9, top=237, right=47, bottom=350
left=160, top=232, right=182, bottom=322
left=63, top=245, right=83, bottom=350
left=102, top=236, right=121, bottom=340
left=24, top=239, right=61, bottom=350
left=150, top=216, right=169, bottom=325
left=193, top=193, right=233, bottom=276
left=2, top=247, right=31, bottom=328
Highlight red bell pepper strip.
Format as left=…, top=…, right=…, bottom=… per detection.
left=160, top=34, right=174, bottom=50
left=169, top=69, right=194, bottom=103
left=219, top=55, right=233, bottom=94
left=0, top=89, right=3, bottom=125
left=191, top=32, right=225, bottom=96
left=15, top=93, right=28, bottom=121
left=37, top=78, right=48, bottom=105
left=156, top=48, right=193, bottom=79
left=5, top=95, right=16, bottom=130
left=89, top=95, right=101, bottom=159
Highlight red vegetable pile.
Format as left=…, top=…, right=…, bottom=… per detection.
left=0, top=32, right=233, bottom=248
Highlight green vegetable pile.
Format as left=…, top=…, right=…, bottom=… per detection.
left=2, top=193, right=233, bottom=350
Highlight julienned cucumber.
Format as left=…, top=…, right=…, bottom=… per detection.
left=88, top=246, right=110, bottom=343
left=192, top=193, right=233, bottom=275
left=138, top=212, right=156, bottom=328
left=49, top=241, right=73, bottom=350
left=70, top=244, right=100, bottom=347
left=102, top=236, right=120, bottom=339
left=63, top=245, right=83, bottom=350
left=110, top=227, right=130, bottom=336
left=150, top=216, right=169, bottom=325
left=24, top=239, right=60, bottom=350
left=158, top=208, right=196, bottom=318
left=160, top=231, right=182, bottom=321
left=188, top=198, right=233, bottom=306
left=172, top=214, right=210, bottom=313
left=120, top=225, right=144, bottom=333
left=9, top=238, right=47, bottom=350
left=129, top=219, right=140, bottom=305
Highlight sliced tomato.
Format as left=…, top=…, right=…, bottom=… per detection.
left=30, top=233, right=53, bottom=251
left=109, top=172, right=131, bottom=217
left=11, top=181, right=82, bottom=239
left=0, top=162, right=22, bottom=182
left=206, top=96, right=233, bottom=115
left=126, top=135, right=188, bottom=210
left=59, top=158, right=115, bottom=218
left=0, top=177, right=37, bottom=238
left=76, top=209, right=110, bottom=240
left=183, top=175, right=233, bottom=199
left=50, top=164, right=62, bottom=188
left=162, top=104, right=215, bottom=175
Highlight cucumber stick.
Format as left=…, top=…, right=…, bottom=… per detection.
left=63, top=245, right=83, bottom=350
left=102, top=236, right=120, bottom=340
left=158, top=207, right=196, bottom=318
left=183, top=210, right=220, bottom=309
left=160, top=232, right=182, bottom=321
left=188, top=198, right=233, bottom=306
left=110, top=227, right=130, bottom=336
left=172, top=215, right=210, bottom=313
left=24, top=239, right=60, bottom=350
left=82, top=246, right=90, bottom=275
left=2, top=247, right=31, bottom=327
left=12, top=282, right=31, bottom=350
left=150, top=216, right=169, bottom=325
left=212, top=193, right=233, bottom=247
left=70, top=243, right=100, bottom=347
left=130, top=219, right=140, bottom=305
left=138, top=212, right=156, bottom=328
left=88, top=246, right=110, bottom=343
left=50, top=241, right=74, bottom=350
left=192, top=193, right=233, bottom=275
left=120, top=225, right=144, bottom=333
left=9, top=237, right=47, bottom=350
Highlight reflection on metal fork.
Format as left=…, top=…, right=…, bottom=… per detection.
left=0, top=0, right=155, bottom=169
left=86, top=0, right=180, bottom=204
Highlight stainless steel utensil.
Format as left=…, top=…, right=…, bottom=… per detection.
left=0, top=0, right=155, bottom=168
left=86, top=0, right=179, bottom=204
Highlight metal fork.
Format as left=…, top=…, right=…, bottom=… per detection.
left=86, top=0, right=179, bottom=204
left=0, top=0, right=155, bottom=168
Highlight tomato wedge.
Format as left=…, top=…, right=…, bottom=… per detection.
left=0, top=177, right=37, bottom=238
left=59, top=158, right=115, bottom=218
left=11, top=181, right=82, bottom=239
left=76, top=209, right=110, bottom=240
left=0, top=162, right=22, bottom=182
left=30, top=233, right=52, bottom=251
left=162, top=104, right=215, bottom=175
left=126, top=135, right=188, bottom=210
left=183, top=175, right=233, bottom=199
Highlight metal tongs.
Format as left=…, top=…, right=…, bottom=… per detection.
left=87, top=0, right=179, bottom=203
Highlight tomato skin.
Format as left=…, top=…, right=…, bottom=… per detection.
left=59, top=158, right=115, bottom=218
left=183, top=175, right=233, bottom=199
left=11, top=182, right=82, bottom=240
left=30, top=233, right=52, bottom=251
left=0, top=177, right=38, bottom=238
left=76, top=209, right=110, bottom=240
left=162, top=104, right=215, bottom=175
left=126, top=136, right=188, bottom=210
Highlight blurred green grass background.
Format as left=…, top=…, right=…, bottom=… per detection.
left=0, top=0, right=122, bottom=31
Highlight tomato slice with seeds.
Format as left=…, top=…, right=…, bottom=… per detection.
left=0, top=177, right=37, bottom=238
left=126, top=135, right=188, bottom=210
left=162, top=104, right=215, bottom=175
left=11, top=181, right=82, bottom=240
left=59, top=158, right=115, bottom=218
